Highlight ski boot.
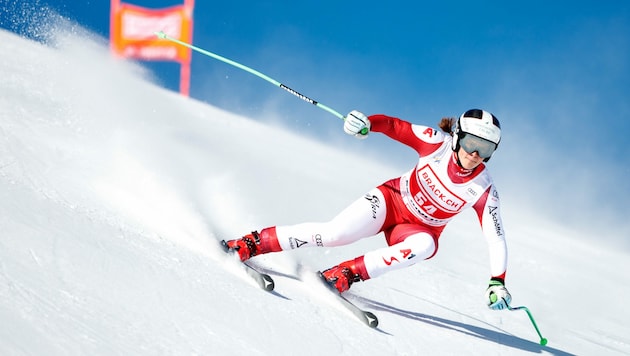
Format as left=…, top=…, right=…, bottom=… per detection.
left=322, top=260, right=363, bottom=293
left=225, top=228, right=282, bottom=261
left=225, top=232, right=259, bottom=261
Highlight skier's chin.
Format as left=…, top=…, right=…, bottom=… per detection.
left=460, top=157, right=482, bottom=170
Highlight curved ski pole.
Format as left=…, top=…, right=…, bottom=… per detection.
left=154, top=31, right=367, bottom=133
left=504, top=299, right=548, bottom=346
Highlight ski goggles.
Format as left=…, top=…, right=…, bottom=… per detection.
left=459, top=133, right=497, bottom=158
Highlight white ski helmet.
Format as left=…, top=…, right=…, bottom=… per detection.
left=452, top=109, right=501, bottom=162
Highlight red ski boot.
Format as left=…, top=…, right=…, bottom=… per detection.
left=225, top=232, right=259, bottom=261
left=225, top=228, right=282, bottom=261
left=321, top=260, right=364, bottom=293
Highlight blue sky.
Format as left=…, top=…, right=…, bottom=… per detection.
left=3, top=2, right=628, bottom=130
left=2, top=1, right=630, bottom=240
left=3, top=1, right=628, bottom=152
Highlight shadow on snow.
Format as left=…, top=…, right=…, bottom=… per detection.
left=358, top=297, right=575, bottom=356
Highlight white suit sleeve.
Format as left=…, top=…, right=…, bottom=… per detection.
left=474, top=185, right=508, bottom=280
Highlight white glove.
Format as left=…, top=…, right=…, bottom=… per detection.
left=485, top=279, right=512, bottom=310
left=344, top=110, right=370, bottom=139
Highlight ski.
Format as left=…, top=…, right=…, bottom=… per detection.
left=317, top=272, right=379, bottom=328
left=220, top=240, right=275, bottom=292
left=218, top=240, right=376, bottom=326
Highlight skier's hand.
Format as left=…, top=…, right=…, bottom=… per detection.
left=344, top=110, right=370, bottom=139
left=485, top=278, right=511, bottom=310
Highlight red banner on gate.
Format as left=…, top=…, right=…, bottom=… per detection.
left=110, top=0, right=194, bottom=95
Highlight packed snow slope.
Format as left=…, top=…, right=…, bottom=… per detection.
left=1, top=27, right=628, bottom=356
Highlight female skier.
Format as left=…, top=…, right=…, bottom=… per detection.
left=225, top=109, right=512, bottom=310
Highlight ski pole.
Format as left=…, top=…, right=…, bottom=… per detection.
left=154, top=31, right=366, bottom=134
left=504, top=299, right=548, bottom=346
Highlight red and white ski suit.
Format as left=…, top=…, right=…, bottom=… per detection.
left=268, top=114, right=508, bottom=282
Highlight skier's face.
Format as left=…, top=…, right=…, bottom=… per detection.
left=457, top=147, right=484, bottom=169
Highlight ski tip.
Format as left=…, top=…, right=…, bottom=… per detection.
left=261, top=274, right=275, bottom=291
left=364, top=311, right=379, bottom=328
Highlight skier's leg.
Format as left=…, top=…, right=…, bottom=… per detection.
left=362, top=226, right=438, bottom=279
left=321, top=223, right=438, bottom=292
left=274, top=188, right=387, bottom=250
left=226, top=188, right=386, bottom=260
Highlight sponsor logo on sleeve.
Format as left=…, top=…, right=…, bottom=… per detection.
left=488, top=206, right=503, bottom=236
left=422, top=127, right=436, bottom=137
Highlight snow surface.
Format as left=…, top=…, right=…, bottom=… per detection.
left=1, top=25, right=629, bottom=356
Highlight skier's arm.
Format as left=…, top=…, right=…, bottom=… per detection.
left=473, top=185, right=508, bottom=282
left=369, top=114, right=445, bottom=155
left=473, top=185, right=512, bottom=310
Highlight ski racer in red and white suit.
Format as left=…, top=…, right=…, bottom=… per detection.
left=227, top=109, right=512, bottom=310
